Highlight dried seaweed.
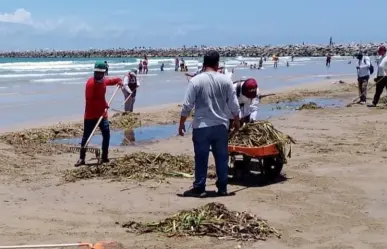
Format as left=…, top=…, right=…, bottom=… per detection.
left=0, top=123, right=83, bottom=145
left=121, top=202, right=280, bottom=241
left=110, top=112, right=141, bottom=129
left=63, top=152, right=212, bottom=182
left=379, top=96, right=387, bottom=105
left=229, top=121, right=295, bottom=159
left=296, top=102, right=322, bottom=110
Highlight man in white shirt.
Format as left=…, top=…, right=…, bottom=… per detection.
left=368, top=45, right=387, bottom=107
left=356, top=52, right=371, bottom=104
left=229, top=78, right=260, bottom=128
left=122, top=69, right=140, bottom=112
left=228, top=78, right=260, bottom=172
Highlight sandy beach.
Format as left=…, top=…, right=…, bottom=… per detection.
left=1, top=76, right=387, bottom=249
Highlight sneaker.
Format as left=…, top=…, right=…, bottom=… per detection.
left=360, top=101, right=366, bottom=105
left=367, top=103, right=376, bottom=107
left=182, top=187, right=207, bottom=198
left=74, top=159, right=85, bottom=167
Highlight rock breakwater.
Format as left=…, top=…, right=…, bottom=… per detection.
left=0, top=43, right=385, bottom=58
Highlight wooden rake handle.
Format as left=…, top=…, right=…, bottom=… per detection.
left=0, top=243, right=92, bottom=249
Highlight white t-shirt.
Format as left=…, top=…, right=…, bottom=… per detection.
left=232, top=82, right=260, bottom=120
left=377, top=55, right=387, bottom=77
left=357, top=56, right=371, bottom=78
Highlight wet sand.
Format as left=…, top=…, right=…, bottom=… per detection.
left=1, top=78, right=387, bottom=248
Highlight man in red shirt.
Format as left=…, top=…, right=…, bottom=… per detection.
left=75, top=61, right=123, bottom=167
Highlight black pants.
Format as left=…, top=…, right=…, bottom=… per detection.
left=80, top=118, right=110, bottom=160
left=357, top=76, right=369, bottom=102
left=372, top=77, right=387, bottom=105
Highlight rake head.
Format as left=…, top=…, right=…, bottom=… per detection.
left=69, top=146, right=101, bottom=159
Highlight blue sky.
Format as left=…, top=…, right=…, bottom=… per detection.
left=0, top=0, right=385, bottom=50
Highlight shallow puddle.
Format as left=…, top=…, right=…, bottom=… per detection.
left=53, top=123, right=182, bottom=147
left=53, top=98, right=343, bottom=146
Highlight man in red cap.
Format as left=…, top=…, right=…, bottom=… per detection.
left=228, top=78, right=260, bottom=175
left=230, top=78, right=260, bottom=126
left=368, top=45, right=387, bottom=107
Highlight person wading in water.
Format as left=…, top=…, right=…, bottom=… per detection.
left=122, top=69, right=140, bottom=112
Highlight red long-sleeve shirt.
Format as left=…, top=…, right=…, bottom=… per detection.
left=84, top=77, right=122, bottom=119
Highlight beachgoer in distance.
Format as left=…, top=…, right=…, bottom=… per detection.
left=355, top=52, right=371, bottom=104
left=180, top=58, right=185, bottom=72
left=143, top=55, right=148, bottom=74
left=175, top=57, right=179, bottom=71
left=326, top=54, right=331, bottom=67
left=104, top=61, right=109, bottom=76
left=160, top=63, right=164, bottom=71
left=178, top=50, right=241, bottom=198
left=74, top=61, right=123, bottom=167
left=138, top=60, right=143, bottom=74
left=273, top=55, right=279, bottom=68
left=122, top=69, right=140, bottom=112
left=368, top=45, right=387, bottom=107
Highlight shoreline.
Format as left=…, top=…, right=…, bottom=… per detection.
left=0, top=77, right=357, bottom=135
left=0, top=43, right=383, bottom=58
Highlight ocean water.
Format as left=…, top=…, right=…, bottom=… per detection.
left=0, top=55, right=360, bottom=129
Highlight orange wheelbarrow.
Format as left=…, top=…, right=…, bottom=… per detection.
left=227, top=143, right=285, bottom=182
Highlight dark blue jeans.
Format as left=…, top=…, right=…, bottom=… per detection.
left=192, top=125, right=229, bottom=192
left=80, top=118, right=110, bottom=160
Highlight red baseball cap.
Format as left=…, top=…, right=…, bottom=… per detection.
left=242, top=78, right=258, bottom=98
left=378, top=45, right=386, bottom=53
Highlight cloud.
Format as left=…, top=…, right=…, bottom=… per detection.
left=0, top=8, right=91, bottom=35
left=0, top=8, right=211, bottom=49
left=0, top=8, right=33, bottom=25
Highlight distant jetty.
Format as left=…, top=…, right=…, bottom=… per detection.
left=0, top=43, right=384, bottom=58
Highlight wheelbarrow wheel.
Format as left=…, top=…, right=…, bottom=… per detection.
left=229, top=155, right=251, bottom=181
left=261, top=156, right=283, bottom=182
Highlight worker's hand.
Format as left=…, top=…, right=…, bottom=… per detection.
left=229, top=119, right=240, bottom=139
left=117, top=80, right=123, bottom=87
left=178, top=123, right=186, bottom=136
left=232, top=118, right=241, bottom=132
left=356, top=66, right=360, bottom=70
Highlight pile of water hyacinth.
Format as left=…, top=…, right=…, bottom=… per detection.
left=63, top=152, right=214, bottom=182
left=120, top=202, right=280, bottom=241
left=229, top=121, right=296, bottom=159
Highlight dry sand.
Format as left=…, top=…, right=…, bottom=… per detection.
left=1, top=78, right=387, bottom=249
